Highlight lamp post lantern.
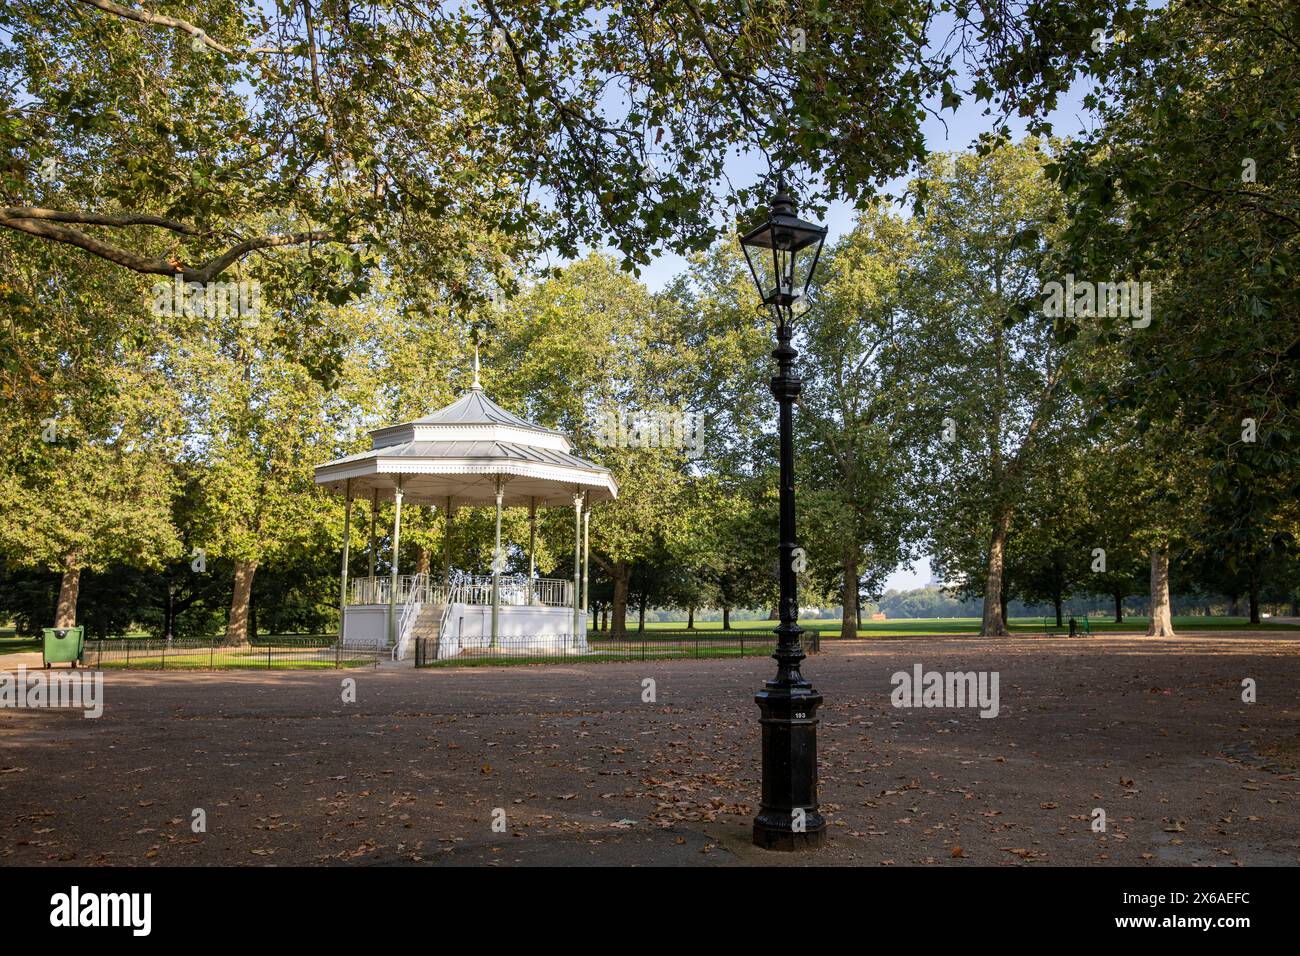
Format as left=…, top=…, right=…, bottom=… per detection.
left=739, top=178, right=828, bottom=850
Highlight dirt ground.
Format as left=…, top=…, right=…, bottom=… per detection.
left=2, top=632, right=1298, bottom=867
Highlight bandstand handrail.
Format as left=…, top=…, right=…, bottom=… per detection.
left=393, top=571, right=427, bottom=660
left=351, top=572, right=573, bottom=608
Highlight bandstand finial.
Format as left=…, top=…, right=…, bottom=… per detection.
left=471, top=341, right=482, bottom=390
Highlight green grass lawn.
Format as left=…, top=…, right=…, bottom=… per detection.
left=0, top=628, right=372, bottom=670
left=88, top=641, right=372, bottom=670
left=0, top=641, right=40, bottom=655
left=1, top=629, right=342, bottom=660
left=0, top=631, right=40, bottom=655
left=1, top=625, right=149, bottom=655
left=95, top=654, right=373, bottom=670
left=622, top=615, right=1296, bottom=638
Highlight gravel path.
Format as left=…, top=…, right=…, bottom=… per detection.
left=2, top=632, right=1297, bottom=866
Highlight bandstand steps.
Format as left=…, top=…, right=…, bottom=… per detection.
left=407, top=603, right=445, bottom=661
left=408, top=605, right=445, bottom=637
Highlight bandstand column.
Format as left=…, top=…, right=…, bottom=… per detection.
left=572, top=491, right=584, bottom=641
left=492, top=478, right=504, bottom=648
left=387, top=480, right=404, bottom=647
left=528, top=497, right=537, bottom=605
left=582, top=499, right=590, bottom=628
left=369, top=488, right=379, bottom=601
left=338, top=479, right=353, bottom=645
left=443, top=495, right=452, bottom=588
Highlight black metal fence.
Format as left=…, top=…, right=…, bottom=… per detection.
left=85, top=636, right=384, bottom=671
left=80, top=629, right=820, bottom=671
left=415, top=628, right=791, bottom=667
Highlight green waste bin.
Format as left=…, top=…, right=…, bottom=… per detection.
left=42, top=627, right=85, bottom=668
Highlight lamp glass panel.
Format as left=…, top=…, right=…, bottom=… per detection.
left=792, top=237, right=823, bottom=301
left=741, top=235, right=777, bottom=303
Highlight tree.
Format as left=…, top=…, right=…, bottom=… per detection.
left=910, top=143, right=1076, bottom=636
left=0, top=236, right=180, bottom=627
left=1049, top=1, right=1300, bottom=632
left=1191, top=465, right=1296, bottom=626
left=4, top=1, right=1139, bottom=307
left=1014, top=485, right=1088, bottom=629
left=492, top=254, right=694, bottom=637
left=1, top=0, right=528, bottom=310
left=1126, top=420, right=1205, bottom=638
left=466, top=0, right=1126, bottom=257
left=696, top=484, right=776, bottom=631
left=173, top=271, right=406, bottom=644
left=799, top=201, right=926, bottom=638
left=1075, top=441, right=1147, bottom=623
left=0, top=443, right=180, bottom=627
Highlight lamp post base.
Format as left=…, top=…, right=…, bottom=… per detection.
left=753, top=815, right=828, bottom=851
left=753, top=679, right=826, bottom=851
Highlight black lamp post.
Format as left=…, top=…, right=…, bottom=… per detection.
left=739, top=178, right=828, bottom=850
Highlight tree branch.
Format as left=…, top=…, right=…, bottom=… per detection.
left=193, top=229, right=334, bottom=283
left=1171, top=179, right=1300, bottom=232
left=0, top=208, right=333, bottom=281
left=1, top=206, right=205, bottom=235
left=72, top=0, right=286, bottom=56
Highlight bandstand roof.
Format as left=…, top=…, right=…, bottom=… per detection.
left=313, top=374, right=618, bottom=508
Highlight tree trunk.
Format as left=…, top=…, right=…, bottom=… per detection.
left=1146, top=546, right=1175, bottom=637
left=54, top=555, right=81, bottom=628
left=226, top=559, right=259, bottom=645
left=687, top=606, right=695, bottom=630
left=768, top=605, right=779, bottom=620
left=248, top=590, right=258, bottom=641
left=1228, top=592, right=1240, bottom=618
left=1113, top=590, right=1124, bottom=624
left=1248, top=573, right=1261, bottom=625
left=601, top=603, right=608, bottom=631
left=840, top=551, right=859, bottom=640
left=637, top=591, right=647, bottom=633
left=610, top=562, right=630, bottom=638
left=415, top=544, right=430, bottom=577
left=981, top=510, right=1011, bottom=636
left=856, top=601, right=862, bottom=628
left=1053, top=595, right=1064, bottom=629
left=722, top=605, right=731, bottom=630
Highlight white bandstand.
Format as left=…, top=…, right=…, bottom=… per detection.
left=314, top=350, right=617, bottom=660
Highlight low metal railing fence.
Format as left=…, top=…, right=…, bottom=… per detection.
left=85, top=636, right=384, bottom=670
left=415, top=629, right=781, bottom=667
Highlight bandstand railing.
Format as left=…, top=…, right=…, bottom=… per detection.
left=349, top=574, right=572, bottom=608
